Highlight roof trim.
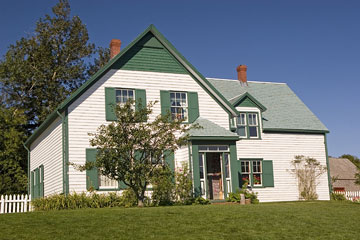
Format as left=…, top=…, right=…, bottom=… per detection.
left=231, top=92, right=267, bottom=112
left=25, top=24, right=238, bottom=147
left=189, top=136, right=240, bottom=141
left=263, top=128, right=329, bottom=134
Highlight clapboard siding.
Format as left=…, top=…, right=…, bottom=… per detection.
left=175, top=146, right=189, bottom=170
left=237, top=132, right=329, bottom=202
left=30, top=117, right=63, bottom=196
left=67, top=70, right=229, bottom=192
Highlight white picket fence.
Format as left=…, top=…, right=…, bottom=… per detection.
left=333, top=191, right=360, bottom=201
left=0, top=194, right=32, bottom=214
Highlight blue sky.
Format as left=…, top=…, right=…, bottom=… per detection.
left=0, top=0, right=359, bottom=157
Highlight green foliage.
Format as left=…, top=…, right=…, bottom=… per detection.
left=0, top=0, right=109, bottom=132
left=227, top=191, right=241, bottom=203
left=31, top=191, right=138, bottom=211
left=193, top=197, right=210, bottom=205
left=331, top=192, right=347, bottom=201
left=0, top=106, right=27, bottom=194
left=226, top=181, right=259, bottom=204
left=290, top=155, right=327, bottom=200
left=151, top=166, right=175, bottom=206
left=174, top=163, right=193, bottom=204
left=87, top=100, right=193, bottom=206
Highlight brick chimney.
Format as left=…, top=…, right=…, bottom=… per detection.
left=110, top=39, right=121, bottom=59
left=236, top=65, right=248, bottom=86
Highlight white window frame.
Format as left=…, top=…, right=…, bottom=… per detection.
left=252, top=160, right=262, bottom=186
left=236, top=113, right=247, bottom=138
left=115, top=89, right=135, bottom=105
left=248, top=113, right=259, bottom=138
left=241, top=160, right=251, bottom=185
left=170, top=91, right=188, bottom=121
left=98, top=172, right=118, bottom=189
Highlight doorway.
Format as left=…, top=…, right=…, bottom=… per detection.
left=206, top=153, right=223, bottom=200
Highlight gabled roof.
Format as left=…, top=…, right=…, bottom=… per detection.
left=208, top=78, right=329, bottom=133
left=25, top=25, right=239, bottom=147
left=189, top=117, right=239, bottom=140
left=229, top=92, right=267, bottom=112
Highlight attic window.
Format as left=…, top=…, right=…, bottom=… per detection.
left=236, top=113, right=260, bottom=139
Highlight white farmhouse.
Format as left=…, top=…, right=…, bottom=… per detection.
left=25, top=25, right=331, bottom=202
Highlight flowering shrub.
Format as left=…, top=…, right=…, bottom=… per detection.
left=175, top=163, right=193, bottom=204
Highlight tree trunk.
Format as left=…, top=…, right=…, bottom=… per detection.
left=138, top=199, right=144, bottom=207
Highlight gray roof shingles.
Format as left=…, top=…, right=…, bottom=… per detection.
left=208, top=78, right=328, bottom=132
left=189, top=117, right=239, bottom=138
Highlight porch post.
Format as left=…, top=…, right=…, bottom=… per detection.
left=191, top=144, right=201, bottom=197
left=230, top=144, right=240, bottom=192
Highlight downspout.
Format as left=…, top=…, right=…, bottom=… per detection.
left=324, top=133, right=332, bottom=198
left=56, top=110, right=68, bottom=195
left=23, top=144, right=30, bottom=195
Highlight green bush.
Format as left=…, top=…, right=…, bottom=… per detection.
left=193, top=197, right=210, bottom=205
left=31, top=190, right=139, bottom=211
left=151, top=166, right=175, bottom=206
left=331, top=192, right=347, bottom=201
left=226, top=182, right=259, bottom=204
left=175, top=163, right=193, bottom=205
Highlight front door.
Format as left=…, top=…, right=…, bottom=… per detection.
left=206, top=153, right=224, bottom=200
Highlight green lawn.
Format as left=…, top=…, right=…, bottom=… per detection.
left=0, top=201, right=359, bottom=240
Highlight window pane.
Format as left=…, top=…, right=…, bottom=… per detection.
left=208, top=146, right=217, bottom=151
left=253, top=173, right=261, bottom=185
left=198, top=146, right=207, bottom=151
left=176, top=92, right=180, bottom=99
left=249, top=126, right=258, bottom=137
left=128, top=90, right=134, bottom=99
left=237, top=126, right=246, bottom=137
left=181, top=93, right=186, bottom=99
left=218, top=146, right=228, bottom=151
left=224, top=154, right=230, bottom=178
left=170, top=92, right=175, bottom=99
left=199, top=154, right=204, bottom=179
left=242, top=174, right=250, bottom=184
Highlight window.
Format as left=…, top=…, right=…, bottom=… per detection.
left=241, top=160, right=262, bottom=186
left=99, top=173, right=118, bottom=189
left=170, top=92, right=187, bottom=120
left=248, top=113, right=259, bottom=138
left=115, top=89, right=134, bottom=104
left=236, top=113, right=260, bottom=139
left=236, top=113, right=247, bottom=137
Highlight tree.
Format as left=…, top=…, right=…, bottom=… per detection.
left=87, top=100, right=192, bottom=207
left=290, top=155, right=327, bottom=200
left=0, top=105, right=28, bottom=194
left=0, top=0, right=110, bottom=194
left=0, top=0, right=109, bottom=133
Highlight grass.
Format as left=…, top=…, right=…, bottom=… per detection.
left=0, top=201, right=359, bottom=240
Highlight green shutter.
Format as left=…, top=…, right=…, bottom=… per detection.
left=35, top=168, right=40, bottom=199
left=263, top=160, right=274, bottom=187
left=188, top=92, right=199, bottom=123
left=86, top=149, right=99, bottom=190
left=237, top=160, right=244, bottom=188
left=135, top=89, right=147, bottom=111
left=30, top=171, right=34, bottom=198
left=160, top=90, right=171, bottom=117
left=40, top=165, right=44, bottom=197
left=105, top=87, right=116, bottom=121
left=164, top=150, right=175, bottom=172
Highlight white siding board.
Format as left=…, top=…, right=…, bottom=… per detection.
left=30, top=117, right=63, bottom=196
left=237, top=132, right=330, bottom=202
left=68, top=70, right=228, bottom=192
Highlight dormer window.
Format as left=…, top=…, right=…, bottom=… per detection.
left=236, top=112, right=260, bottom=139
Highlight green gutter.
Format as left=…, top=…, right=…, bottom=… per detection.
left=324, top=133, right=332, bottom=197
left=189, top=136, right=240, bottom=141
left=23, top=144, right=30, bottom=195
left=56, top=110, right=69, bottom=195
left=263, top=128, right=329, bottom=134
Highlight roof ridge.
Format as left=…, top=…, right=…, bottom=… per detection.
left=207, top=77, right=287, bottom=85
